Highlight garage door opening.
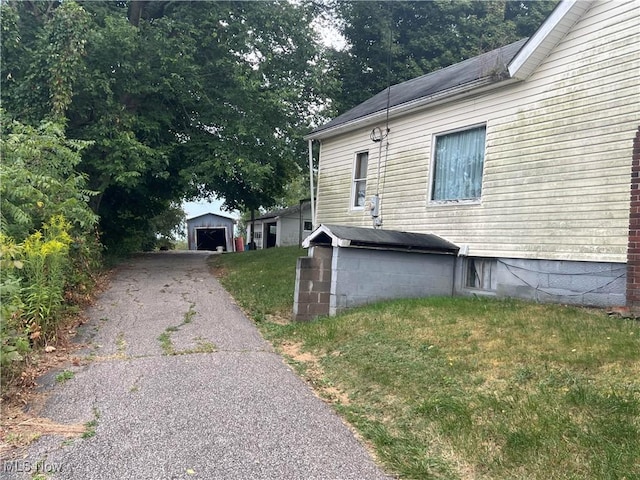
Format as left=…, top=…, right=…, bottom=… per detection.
left=196, top=228, right=227, bottom=251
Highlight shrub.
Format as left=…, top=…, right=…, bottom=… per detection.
left=19, top=215, right=73, bottom=343
left=0, top=234, right=30, bottom=375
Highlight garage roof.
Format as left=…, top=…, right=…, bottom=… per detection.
left=302, top=224, right=459, bottom=254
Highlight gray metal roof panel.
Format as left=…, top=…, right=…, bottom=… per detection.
left=255, top=204, right=307, bottom=220
left=306, top=224, right=459, bottom=253
left=187, top=212, right=235, bottom=223
left=311, top=38, right=528, bottom=136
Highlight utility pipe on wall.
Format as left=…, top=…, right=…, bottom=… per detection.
left=308, top=139, right=316, bottom=228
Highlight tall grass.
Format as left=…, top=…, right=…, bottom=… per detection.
left=212, top=247, right=640, bottom=479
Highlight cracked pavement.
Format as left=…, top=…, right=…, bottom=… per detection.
left=2, top=252, right=390, bottom=480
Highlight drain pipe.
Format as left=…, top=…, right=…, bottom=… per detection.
left=308, top=139, right=316, bottom=228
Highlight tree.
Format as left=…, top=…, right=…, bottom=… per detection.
left=1, top=1, right=334, bottom=253
left=330, top=1, right=557, bottom=113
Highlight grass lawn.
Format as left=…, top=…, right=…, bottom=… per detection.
left=210, top=246, right=640, bottom=480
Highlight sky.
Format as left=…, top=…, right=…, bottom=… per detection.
left=183, top=197, right=236, bottom=220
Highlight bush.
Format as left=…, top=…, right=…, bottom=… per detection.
left=0, top=234, right=30, bottom=376
left=0, top=116, right=102, bottom=390
left=20, top=215, right=73, bottom=343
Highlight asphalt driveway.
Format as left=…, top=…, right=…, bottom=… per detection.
left=2, top=252, right=390, bottom=480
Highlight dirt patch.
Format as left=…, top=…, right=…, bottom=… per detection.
left=279, top=341, right=351, bottom=406
left=265, top=313, right=291, bottom=325
left=0, top=343, right=90, bottom=460
left=1, top=401, right=86, bottom=458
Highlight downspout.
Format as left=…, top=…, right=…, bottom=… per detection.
left=298, top=199, right=303, bottom=247
left=308, top=139, right=316, bottom=228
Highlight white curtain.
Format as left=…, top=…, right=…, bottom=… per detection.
left=432, top=126, right=486, bottom=201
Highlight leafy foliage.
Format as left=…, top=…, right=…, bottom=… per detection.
left=0, top=116, right=100, bottom=387
left=19, top=215, right=73, bottom=343
left=331, top=0, right=558, bottom=113
left=0, top=115, right=98, bottom=241
left=1, top=0, right=334, bottom=252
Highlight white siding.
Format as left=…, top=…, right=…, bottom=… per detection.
left=315, top=0, right=640, bottom=263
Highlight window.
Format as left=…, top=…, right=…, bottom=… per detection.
left=352, top=151, right=368, bottom=208
left=431, top=125, right=486, bottom=202
left=465, top=258, right=497, bottom=291
left=303, top=221, right=313, bottom=231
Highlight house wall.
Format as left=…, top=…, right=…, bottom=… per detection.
left=187, top=214, right=235, bottom=251
left=249, top=207, right=313, bottom=249
left=246, top=221, right=265, bottom=249
left=315, top=0, right=639, bottom=265
left=330, top=248, right=455, bottom=315
left=455, top=257, right=626, bottom=307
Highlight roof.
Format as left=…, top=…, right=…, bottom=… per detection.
left=509, top=0, right=592, bottom=79
left=255, top=202, right=310, bottom=221
left=307, top=0, right=593, bottom=141
left=187, top=212, right=236, bottom=223
left=302, top=224, right=459, bottom=254
left=307, top=38, right=527, bottom=139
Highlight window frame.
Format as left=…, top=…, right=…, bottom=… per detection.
left=463, top=257, right=498, bottom=292
left=428, top=123, right=487, bottom=206
left=351, top=150, right=369, bottom=210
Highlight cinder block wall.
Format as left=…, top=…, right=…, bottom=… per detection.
left=493, top=258, right=625, bottom=307
left=293, top=246, right=332, bottom=321
left=330, top=248, right=456, bottom=315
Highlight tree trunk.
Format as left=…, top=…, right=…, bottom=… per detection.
left=249, top=209, right=256, bottom=250
left=128, top=1, right=147, bottom=27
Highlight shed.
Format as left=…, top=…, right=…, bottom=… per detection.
left=186, top=213, right=236, bottom=252
left=293, top=224, right=459, bottom=321
left=247, top=201, right=312, bottom=249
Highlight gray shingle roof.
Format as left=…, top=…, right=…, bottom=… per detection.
left=304, top=224, right=459, bottom=254
left=310, top=38, right=528, bottom=136
left=255, top=203, right=308, bottom=220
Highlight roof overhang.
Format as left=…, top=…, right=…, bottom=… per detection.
left=302, top=224, right=459, bottom=255
left=306, top=0, right=593, bottom=143
left=187, top=212, right=236, bottom=223
left=305, top=77, right=518, bottom=141
left=508, top=0, right=593, bottom=80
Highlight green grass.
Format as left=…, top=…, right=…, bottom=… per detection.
left=211, top=248, right=640, bottom=480
left=210, top=246, right=305, bottom=322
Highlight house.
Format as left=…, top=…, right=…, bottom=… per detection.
left=247, top=201, right=312, bottom=249
left=301, top=0, right=640, bottom=315
left=186, top=213, right=236, bottom=252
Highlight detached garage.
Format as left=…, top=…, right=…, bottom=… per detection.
left=187, top=213, right=236, bottom=252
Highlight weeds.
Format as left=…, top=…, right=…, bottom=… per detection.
left=55, top=370, right=75, bottom=383
left=82, top=408, right=100, bottom=439
left=1, top=215, right=101, bottom=392
left=157, top=331, right=175, bottom=355
left=183, top=304, right=196, bottom=324
left=157, top=304, right=215, bottom=355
